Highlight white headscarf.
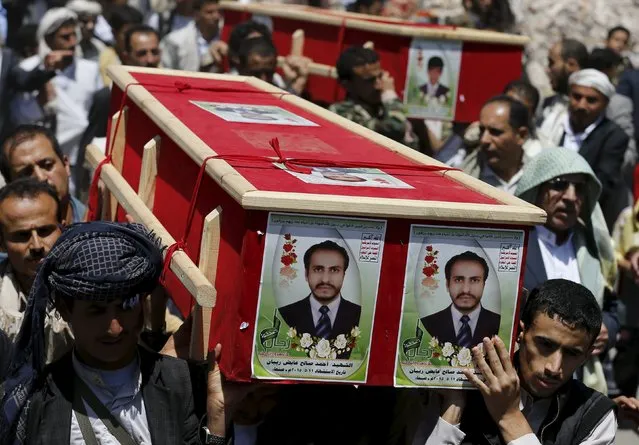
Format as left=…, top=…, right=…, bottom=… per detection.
left=568, top=68, right=616, bottom=100
left=37, top=7, right=79, bottom=58
left=66, top=0, right=103, bottom=16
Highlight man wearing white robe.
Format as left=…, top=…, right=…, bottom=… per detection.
left=10, top=7, right=102, bottom=194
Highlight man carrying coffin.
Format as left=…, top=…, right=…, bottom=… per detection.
left=421, top=251, right=501, bottom=348
left=278, top=240, right=361, bottom=358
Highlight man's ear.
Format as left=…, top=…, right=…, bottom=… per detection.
left=515, top=126, right=529, bottom=146
left=565, top=57, right=581, bottom=72
left=63, top=155, right=71, bottom=177
left=518, top=320, right=525, bottom=343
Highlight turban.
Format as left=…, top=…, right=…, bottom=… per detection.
left=0, top=222, right=164, bottom=444
left=37, top=7, right=78, bottom=42
left=66, top=0, right=102, bottom=16
left=568, top=68, right=616, bottom=100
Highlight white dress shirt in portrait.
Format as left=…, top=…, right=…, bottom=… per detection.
left=450, top=304, right=481, bottom=337
left=310, top=294, right=342, bottom=328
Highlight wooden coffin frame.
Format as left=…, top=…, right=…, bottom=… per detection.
left=88, top=65, right=546, bottom=358
left=220, top=1, right=529, bottom=46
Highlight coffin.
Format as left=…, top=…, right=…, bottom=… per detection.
left=88, top=66, right=545, bottom=388
left=219, top=1, right=529, bottom=122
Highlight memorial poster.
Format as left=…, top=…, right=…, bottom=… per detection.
left=252, top=213, right=386, bottom=383
left=190, top=101, right=318, bottom=126
left=403, top=39, right=462, bottom=120
left=395, top=225, right=524, bottom=388
left=275, top=164, right=414, bottom=189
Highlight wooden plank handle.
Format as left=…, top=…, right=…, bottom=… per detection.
left=86, top=144, right=217, bottom=308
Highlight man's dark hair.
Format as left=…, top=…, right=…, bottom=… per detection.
left=521, top=279, right=602, bottom=344
left=12, top=24, right=38, bottom=58
left=560, top=38, right=589, bottom=69
left=470, top=0, right=515, bottom=33
left=0, top=125, right=65, bottom=182
left=503, top=80, right=540, bottom=113
left=228, top=21, right=272, bottom=66
left=193, top=0, right=220, bottom=11
left=444, top=251, right=489, bottom=282
left=335, top=46, right=379, bottom=82
left=303, top=240, right=350, bottom=271
left=482, top=95, right=531, bottom=132
left=428, top=56, right=444, bottom=70
left=0, top=178, right=62, bottom=226
left=587, top=47, right=623, bottom=74
left=237, top=36, right=277, bottom=67
left=124, top=24, right=160, bottom=53
left=105, top=4, right=143, bottom=33
left=607, top=25, right=631, bottom=41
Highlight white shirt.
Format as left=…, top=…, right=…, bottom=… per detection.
left=480, top=165, right=524, bottom=195
left=449, top=305, right=481, bottom=338
left=536, top=226, right=581, bottom=284
left=309, top=294, right=341, bottom=328
left=562, top=113, right=604, bottom=152
left=70, top=353, right=152, bottom=444
left=425, top=82, right=440, bottom=97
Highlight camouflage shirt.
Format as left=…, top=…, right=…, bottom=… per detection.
left=329, top=99, right=419, bottom=150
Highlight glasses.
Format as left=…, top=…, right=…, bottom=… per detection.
left=361, top=72, right=383, bottom=83
left=547, top=178, right=586, bottom=195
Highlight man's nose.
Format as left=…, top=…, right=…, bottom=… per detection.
left=30, top=231, right=44, bottom=251
left=479, top=129, right=492, bottom=147
left=562, top=183, right=579, bottom=201
left=33, top=166, right=47, bottom=182
left=107, top=317, right=124, bottom=336
left=544, top=351, right=562, bottom=376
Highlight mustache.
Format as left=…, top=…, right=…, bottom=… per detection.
left=454, top=293, right=478, bottom=299
left=25, top=250, right=46, bottom=262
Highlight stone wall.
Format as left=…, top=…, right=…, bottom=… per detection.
left=426, top=0, right=639, bottom=96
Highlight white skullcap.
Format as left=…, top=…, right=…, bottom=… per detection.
left=37, top=8, right=78, bottom=41
left=66, top=0, right=102, bottom=16
left=568, top=69, right=616, bottom=99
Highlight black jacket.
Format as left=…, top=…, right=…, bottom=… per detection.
left=278, top=295, right=361, bottom=358
left=575, top=117, right=629, bottom=229
left=420, top=305, right=501, bottom=347
left=458, top=378, right=615, bottom=445
left=23, top=347, right=199, bottom=444
left=0, top=48, right=56, bottom=139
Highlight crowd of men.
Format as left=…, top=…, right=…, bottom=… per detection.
left=0, top=0, right=639, bottom=444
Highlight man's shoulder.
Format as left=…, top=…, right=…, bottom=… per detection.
left=421, top=307, right=450, bottom=323
left=592, top=117, right=629, bottom=142
left=279, top=296, right=310, bottom=314
left=163, top=21, right=195, bottom=43
left=19, top=55, right=41, bottom=71
left=480, top=306, right=501, bottom=320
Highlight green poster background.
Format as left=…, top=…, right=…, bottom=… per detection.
left=395, top=225, right=525, bottom=388
left=252, top=213, right=387, bottom=383
left=403, top=39, right=463, bottom=120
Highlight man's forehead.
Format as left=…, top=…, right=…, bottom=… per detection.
left=0, top=195, right=58, bottom=229
left=310, top=249, right=344, bottom=265
left=8, top=138, right=58, bottom=165
left=451, top=260, right=484, bottom=274
left=480, top=102, right=510, bottom=126
left=131, top=32, right=159, bottom=47
left=570, top=84, right=605, bottom=99
left=528, top=313, right=592, bottom=348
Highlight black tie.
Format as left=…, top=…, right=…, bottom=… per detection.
left=456, top=315, right=472, bottom=348
left=315, top=305, right=331, bottom=338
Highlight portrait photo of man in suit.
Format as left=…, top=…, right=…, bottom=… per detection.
left=278, top=240, right=361, bottom=357
left=420, top=251, right=501, bottom=348
left=419, top=56, right=450, bottom=101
